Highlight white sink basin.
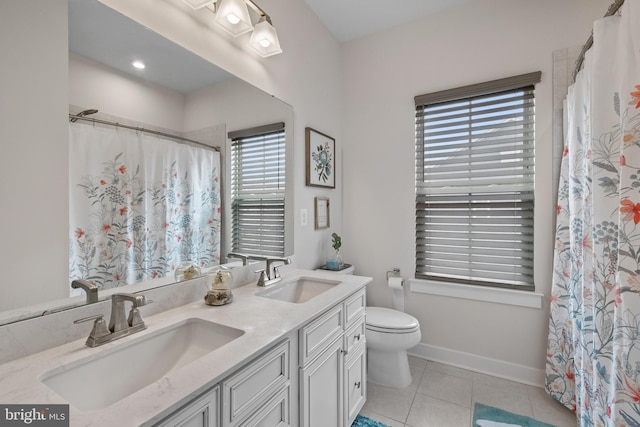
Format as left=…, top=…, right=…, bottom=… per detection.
left=41, top=318, right=244, bottom=412
left=256, top=277, right=341, bottom=303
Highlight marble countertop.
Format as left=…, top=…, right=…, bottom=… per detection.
left=0, top=269, right=371, bottom=427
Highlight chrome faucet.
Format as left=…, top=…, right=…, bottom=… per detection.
left=74, top=292, right=149, bottom=347
left=71, top=279, right=99, bottom=304
left=257, top=257, right=291, bottom=287
left=109, top=293, right=147, bottom=333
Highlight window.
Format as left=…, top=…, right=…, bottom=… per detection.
left=229, top=123, right=286, bottom=257
left=414, top=72, right=541, bottom=290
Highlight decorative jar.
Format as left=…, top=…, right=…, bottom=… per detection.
left=326, top=249, right=342, bottom=270
left=204, top=269, right=233, bottom=306
left=175, top=262, right=201, bottom=282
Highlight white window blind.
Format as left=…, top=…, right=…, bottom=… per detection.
left=230, top=123, right=285, bottom=257
left=415, top=72, right=541, bottom=290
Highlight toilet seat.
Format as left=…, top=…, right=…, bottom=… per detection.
left=366, top=307, right=420, bottom=334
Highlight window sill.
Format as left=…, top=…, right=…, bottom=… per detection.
left=409, top=278, right=544, bottom=309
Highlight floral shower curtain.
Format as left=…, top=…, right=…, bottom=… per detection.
left=69, top=122, right=221, bottom=292
left=546, top=0, right=640, bottom=425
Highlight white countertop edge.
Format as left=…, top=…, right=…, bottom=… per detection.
left=0, top=269, right=372, bottom=427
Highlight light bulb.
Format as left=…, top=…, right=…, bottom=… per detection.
left=214, top=0, right=253, bottom=36
left=226, top=14, right=240, bottom=25
left=249, top=18, right=282, bottom=57
left=132, top=61, right=146, bottom=70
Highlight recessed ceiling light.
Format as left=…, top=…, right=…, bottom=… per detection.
left=132, top=61, right=146, bottom=70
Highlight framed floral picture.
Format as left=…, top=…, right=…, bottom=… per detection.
left=305, top=127, right=335, bottom=188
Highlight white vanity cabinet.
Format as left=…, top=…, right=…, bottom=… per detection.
left=154, top=286, right=367, bottom=427
left=299, top=289, right=366, bottom=427
left=155, top=339, right=292, bottom=427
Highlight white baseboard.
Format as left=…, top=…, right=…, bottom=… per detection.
left=408, top=343, right=545, bottom=388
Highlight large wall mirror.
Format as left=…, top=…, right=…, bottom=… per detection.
left=0, top=0, right=293, bottom=325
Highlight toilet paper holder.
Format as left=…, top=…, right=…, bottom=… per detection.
left=386, top=267, right=401, bottom=281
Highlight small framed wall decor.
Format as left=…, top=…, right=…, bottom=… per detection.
left=306, top=127, right=335, bottom=188
left=314, top=197, right=330, bottom=230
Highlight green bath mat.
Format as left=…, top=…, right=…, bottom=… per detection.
left=473, top=403, right=555, bottom=427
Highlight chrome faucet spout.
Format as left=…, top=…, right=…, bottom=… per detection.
left=71, top=279, right=99, bottom=304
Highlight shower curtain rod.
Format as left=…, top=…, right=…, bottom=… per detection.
left=68, top=113, right=221, bottom=152
left=572, top=0, right=625, bottom=82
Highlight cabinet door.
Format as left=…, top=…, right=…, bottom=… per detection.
left=344, top=345, right=366, bottom=427
left=299, top=338, right=344, bottom=427
left=156, top=386, right=219, bottom=427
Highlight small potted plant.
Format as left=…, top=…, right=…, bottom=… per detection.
left=326, top=232, right=342, bottom=270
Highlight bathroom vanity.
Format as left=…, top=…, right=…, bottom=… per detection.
left=0, top=269, right=370, bottom=427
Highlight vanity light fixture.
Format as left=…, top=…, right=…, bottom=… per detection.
left=182, top=0, right=282, bottom=57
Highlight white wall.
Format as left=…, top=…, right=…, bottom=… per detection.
left=0, top=0, right=69, bottom=311
left=341, top=0, right=610, bottom=383
left=69, top=54, right=186, bottom=131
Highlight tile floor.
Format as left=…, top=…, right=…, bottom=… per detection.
left=358, top=356, right=577, bottom=427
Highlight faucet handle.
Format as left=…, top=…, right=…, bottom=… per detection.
left=255, top=269, right=267, bottom=287
left=127, top=307, right=145, bottom=328
left=74, top=314, right=110, bottom=341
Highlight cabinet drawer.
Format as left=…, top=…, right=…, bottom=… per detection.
left=299, top=304, right=343, bottom=366
left=155, top=385, right=219, bottom=427
left=222, top=340, right=290, bottom=426
left=238, top=386, right=289, bottom=427
left=343, top=318, right=365, bottom=357
left=344, top=289, right=366, bottom=328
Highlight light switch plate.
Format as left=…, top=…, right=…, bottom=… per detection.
left=300, top=208, right=308, bottom=226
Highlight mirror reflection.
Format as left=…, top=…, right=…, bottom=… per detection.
left=0, top=0, right=293, bottom=325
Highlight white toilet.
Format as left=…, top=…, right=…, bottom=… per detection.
left=320, top=265, right=422, bottom=389
left=365, top=306, right=421, bottom=388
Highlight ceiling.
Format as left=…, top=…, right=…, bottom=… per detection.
left=69, top=0, right=477, bottom=93
left=69, top=0, right=233, bottom=94
left=303, top=0, right=476, bottom=42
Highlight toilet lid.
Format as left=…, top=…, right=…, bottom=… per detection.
left=366, top=307, right=420, bottom=333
